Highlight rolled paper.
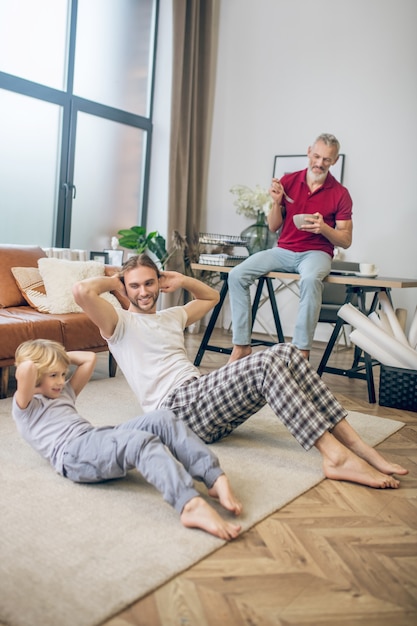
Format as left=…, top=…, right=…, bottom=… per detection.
left=349, top=329, right=405, bottom=367
left=338, top=303, right=417, bottom=369
left=378, top=292, right=410, bottom=346
left=408, top=305, right=417, bottom=350
left=368, top=312, right=383, bottom=328
left=395, top=308, right=407, bottom=332
left=377, top=309, right=395, bottom=336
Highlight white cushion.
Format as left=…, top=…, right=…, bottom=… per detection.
left=37, top=257, right=121, bottom=314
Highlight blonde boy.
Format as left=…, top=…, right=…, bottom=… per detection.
left=13, top=339, right=242, bottom=539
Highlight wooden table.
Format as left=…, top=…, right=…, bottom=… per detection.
left=191, top=263, right=417, bottom=403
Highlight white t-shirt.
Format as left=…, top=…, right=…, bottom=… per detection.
left=106, top=307, right=201, bottom=412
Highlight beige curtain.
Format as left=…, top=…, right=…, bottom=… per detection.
left=167, top=0, right=220, bottom=273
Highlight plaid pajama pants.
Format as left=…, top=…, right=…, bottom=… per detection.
left=161, top=343, right=348, bottom=450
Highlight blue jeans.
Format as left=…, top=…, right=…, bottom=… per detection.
left=228, top=248, right=331, bottom=351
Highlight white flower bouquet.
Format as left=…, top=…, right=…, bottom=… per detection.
left=230, top=184, right=272, bottom=220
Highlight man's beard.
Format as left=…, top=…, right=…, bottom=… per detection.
left=128, top=291, right=159, bottom=312
left=308, top=164, right=328, bottom=184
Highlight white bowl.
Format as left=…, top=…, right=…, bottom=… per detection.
left=293, top=214, right=311, bottom=229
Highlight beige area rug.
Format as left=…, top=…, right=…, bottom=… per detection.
left=0, top=368, right=404, bottom=626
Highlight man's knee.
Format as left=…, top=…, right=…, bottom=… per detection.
left=229, top=264, right=262, bottom=290
left=299, top=274, right=325, bottom=298
left=228, top=265, right=245, bottom=287
left=263, top=342, right=298, bottom=364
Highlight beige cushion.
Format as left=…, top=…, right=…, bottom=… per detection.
left=34, top=258, right=121, bottom=314
left=11, top=266, right=50, bottom=312
left=0, top=245, right=47, bottom=308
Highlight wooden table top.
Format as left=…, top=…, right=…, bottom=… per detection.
left=191, top=263, right=417, bottom=289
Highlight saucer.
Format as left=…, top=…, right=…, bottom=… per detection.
left=355, top=270, right=379, bottom=278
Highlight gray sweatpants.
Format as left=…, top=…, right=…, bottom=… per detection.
left=62, top=409, right=222, bottom=513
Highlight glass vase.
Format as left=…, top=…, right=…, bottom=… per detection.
left=241, top=212, right=277, bottom=255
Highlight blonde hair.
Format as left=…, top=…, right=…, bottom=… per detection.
left=15, top=339, right=70, bottom=386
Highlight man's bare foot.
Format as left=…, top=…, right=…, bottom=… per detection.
left=180, top=497, right=241, bottom=540
left=299, top=349, right=310, bottom=360
left=228, top=345, right=251, bottom=364
left=332, top=420, right=408, bottom=476
left=316, top=432, right=402, bottom=489
left=208, top=474, right=243, bottom=515
left=341, top=440, right=408, bottom=476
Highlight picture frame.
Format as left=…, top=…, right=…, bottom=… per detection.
left=103, top=249, right=124, bottom=266
left=273, top=153, right=345, bottom=184
left=89, top=251, right=109, bottom=264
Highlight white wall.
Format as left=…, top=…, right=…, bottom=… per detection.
left=149, top=0, right=417, bottom=340
left=202, top=0, right=417, bottom=339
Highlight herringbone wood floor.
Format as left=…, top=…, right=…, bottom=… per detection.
left=103, top=329, right=417, bottom=626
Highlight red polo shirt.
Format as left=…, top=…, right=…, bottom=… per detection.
left=276, top=169, right=353, bottom=257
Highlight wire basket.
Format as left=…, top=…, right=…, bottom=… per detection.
left=198, top=233, right=250, bottom=247
left=198, top=253, right=247, bottom=267
left=379, top=364, right=417, bottom=412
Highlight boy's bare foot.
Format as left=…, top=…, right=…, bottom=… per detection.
left=316, top=432, right=401, bottom=489
left=332, top=420, right=408, bottom=476
left=180, top=497, right=241, bottom=540
left=228, top=345, right=251, bottom=364
left=208, top=474, right=243, bottom=515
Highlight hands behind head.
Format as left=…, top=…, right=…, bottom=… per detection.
left=15, top=359, right=39, bottom=385
left=158, top=270, right=184, bottom=293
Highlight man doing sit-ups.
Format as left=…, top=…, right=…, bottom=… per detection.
left=73, top=254, right=408, bottom=490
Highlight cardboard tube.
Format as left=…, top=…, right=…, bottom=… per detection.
left=368, top=311, right=386, bottom=330
left=338, top=303, right=417, bottom=368
left=395, top=308, right=407, bottom=332
left=408, top=305, right=417, bottom=350
left=378, top=292, right=410, bottom=346
left=377, top=309, right=395, bottom=336
left=349, top=329, right=405, bottom=367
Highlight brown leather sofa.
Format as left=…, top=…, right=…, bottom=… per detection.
left=0, top=244, right=123, bottom=398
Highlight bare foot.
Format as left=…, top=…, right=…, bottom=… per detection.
left=180, top=497, right=241, bottom=540
left=228, top=345, right=252, bottom=364
left=323, top=448, right=400, bottom=489
left=208, top=474, right=243, bottom=515
left=344, top=440, right=408, bottom=476
left=299, top=349, right=310, bottom=360
left=316, top=432, right=401, bottom=489
left=332, top=420, right=408, bottom=476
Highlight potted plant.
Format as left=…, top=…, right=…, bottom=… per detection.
left=117, top=226, right=173, bottom=268
left=117, top=227, right=222, bottom=284
left=230, top=184, right=276, bottom=254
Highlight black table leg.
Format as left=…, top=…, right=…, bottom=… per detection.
left=193, top=277, right=230, bottom=366
left=317, top=286, right=388, bottom=403
left=193, top=273, right=286, bottom=365
left=265, top=278, right=285, bottom=343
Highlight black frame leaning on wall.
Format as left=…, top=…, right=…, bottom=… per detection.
left=273, top=154, right=345, bottom=184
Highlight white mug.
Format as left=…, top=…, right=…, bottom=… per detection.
left=359, top=262, right=376, bottom=275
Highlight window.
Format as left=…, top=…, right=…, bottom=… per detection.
left=0, top=0, right=158, bottom=250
